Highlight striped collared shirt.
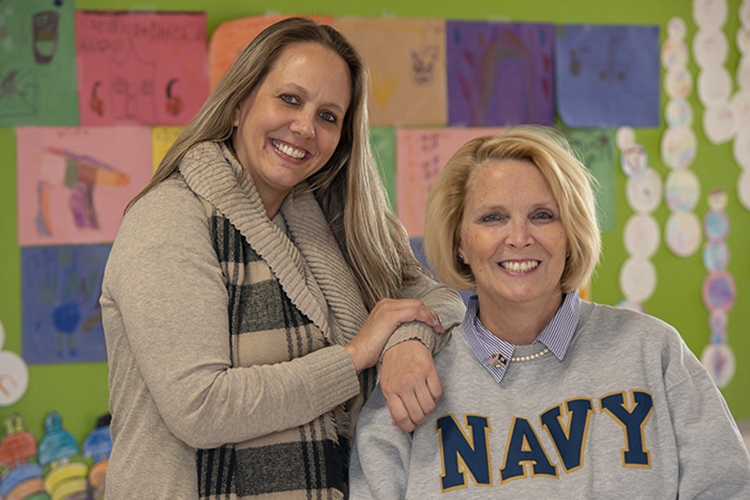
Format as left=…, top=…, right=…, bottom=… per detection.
left=463, top=290, right=581, bottom=383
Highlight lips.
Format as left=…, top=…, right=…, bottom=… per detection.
left=500, top=260, right=540, bottom=273
left=272, top=139, right=308, bottom=160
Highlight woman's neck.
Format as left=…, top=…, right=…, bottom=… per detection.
left=477, top=292, right=563, bottom=346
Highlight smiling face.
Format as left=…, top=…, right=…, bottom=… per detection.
left=458, top=158, right=568, bottom=315
left=232, top=42, right=351, bottom=217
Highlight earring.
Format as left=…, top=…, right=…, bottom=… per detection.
left=457, top=254, right=465, bottom=264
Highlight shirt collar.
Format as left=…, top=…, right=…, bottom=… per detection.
left=463, top=290, right=581, bottom=383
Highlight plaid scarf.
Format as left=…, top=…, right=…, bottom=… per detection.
left=183, top=142, right=376, bottom=499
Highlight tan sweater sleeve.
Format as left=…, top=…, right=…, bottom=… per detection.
left=102, top=178, right=360, bottom=449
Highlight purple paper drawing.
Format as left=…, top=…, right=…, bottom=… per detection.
left=555, top=24, right=660, bottom=127
left=446, top=21, right=555, bottom=127
left=22, top=245, right=110, bottom=364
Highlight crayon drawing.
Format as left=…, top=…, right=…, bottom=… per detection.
left=396, top=127, right=505, bottom=237
left=333, top=17, right=447, bottom=126
left=21, top=245, right=110, bottom=364
left=208, top=14, right=333, bottom=90
left=370, top=127, right=396, bottom=209
left=556, top=24, right=660, bottom=127
left=565, top=128, right=617, bottom=232
left=0, top=0, right=78, bottom=126
left=76, top=11, right=208, bottom=126
left=17, top=126, right=152, bottom=246
left=447, top=21, right=555, bottom=127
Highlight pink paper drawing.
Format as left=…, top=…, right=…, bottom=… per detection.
left=75, top=11, right=208, bottom=126
left=17, top=126, right=152, bottom=246
left=396, top=127, right=505, bottom=236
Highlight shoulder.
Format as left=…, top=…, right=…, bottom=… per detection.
left=578, top=301, right=706, bottom=385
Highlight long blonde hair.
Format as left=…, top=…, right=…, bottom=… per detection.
left=129, top=17, right=419, bottom=309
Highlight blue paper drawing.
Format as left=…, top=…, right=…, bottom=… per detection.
left=21, top=244, right=110, bottom=364
left=555, top=24, right=660, bottom=127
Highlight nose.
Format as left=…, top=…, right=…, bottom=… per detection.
left=290, top=109, right=316, bottom=139
left=507, top=219, right=533, bottom=248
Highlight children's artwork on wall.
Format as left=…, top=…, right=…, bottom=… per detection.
left=21, top=244, right=110, bottom=364
left=333, top=17, right=447, bottom=127
left=75, top=11, right=208, bottom=126
left=370, top=127, right=396, bottom=209
left=555, top=24, right=660, bottom=127
left=0, top=320, right=29, bottom=407
left=17, top=126, right=151, bottom=246
left=0, top=0, right=78, bottom=126
left=446, top=21, right=555, bottom=127
left=565, top=128, right=617, bottom=232
left=152, top=126, right=184, bottom=173
left=396, top=127, right=505, bottom=236
left=208, top=14, right=333, bottom=90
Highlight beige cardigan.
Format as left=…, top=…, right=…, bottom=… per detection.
left=100, top=141, right=465, bottom=498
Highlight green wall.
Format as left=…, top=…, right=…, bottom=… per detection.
left=2, top=0, right=748, bottom=444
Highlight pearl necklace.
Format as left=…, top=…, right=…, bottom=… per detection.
left=488, top=347, right=550, bottom=369
left=512, top=347, right=550, bottom=362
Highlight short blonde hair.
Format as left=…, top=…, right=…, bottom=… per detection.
left=424, top=126, right=601, bottom=293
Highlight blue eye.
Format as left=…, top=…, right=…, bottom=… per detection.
left=319, top=111, right=337, bottom=123
left=482, top=214, right=500, bottom=222
left=533, top=212, right=553, bottom=220
left=280, top=94, right=299, bottom=105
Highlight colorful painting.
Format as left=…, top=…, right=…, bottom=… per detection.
left=396, top=127, right=505, bottom=237
left=334, top=17, right=447, bottom=126
left=446, top=21, right=555, bottom=127
left=16, top=126, right=152, bottom=246
left=21, top=245, right=110, bottom=364
left=565, top=128, right=617, bottom=232
left=152, top=126, right=184, bottom=173
left=0, top=0, right=78, bottom=126
left=370, top=127, right=396, bottom=209
left=555, top=24, right=660, bottom=127
left=76, top=11, right=208, bottom=126
left=208, top=14, right=333, bottom=91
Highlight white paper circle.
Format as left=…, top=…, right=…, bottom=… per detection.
left=703, top=104, right=736, bottom=144
left=701, top=343, right=735, bottom=388
left=707, top=188, right=728, bottom=211
left=664, top=67, right=693, bottom=100
left=692, top=28, right=729, bottom=68
left=668, top=17, right=687, bottom=40
left=624, top=214, right=660, bottom=258
left=626, top=168, right=663, bottom=213
left=665, top=99, right=693, bottom=128
left=615, top=126, right=636, bottom=149
left=0, top=351, right=29, bottom=406
left=661, top=38, right=689, bottom=69
left=697, top=66, right=733, bottom=107
left=737, top=56, right=750, bottom=89
left=738, top=169, right=750, bottom=209
left=732, top=129, right=750, bottom=169
left=620, top=257, right=657, bottom=303
left=731, top=90, right=750, bottom=131
left=620, top=145, right=649, bottom=178
left=661, top=127, right=697, bottom=169
left=693, top=0, right=728, bottom=30
left=665, top=211, right=702, bottom=257
left=740, top=2, right=750, bottom=28
left=664, top=169, right=701, bottom=211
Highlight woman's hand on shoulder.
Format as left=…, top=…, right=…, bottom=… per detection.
left=379, top=339, right=441, bottom=433
left=344, top=298, right=442, bottom=373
